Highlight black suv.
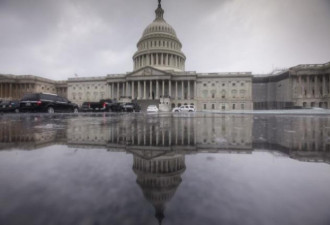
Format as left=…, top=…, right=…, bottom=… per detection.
left=122, top=103, right=141, bottom=112
left=20, top=93, right=79, bottom=113
left=0, top=100, right=20, bottom=113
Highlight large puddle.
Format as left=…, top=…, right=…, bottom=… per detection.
left=0, top=113, right=330, bottom=225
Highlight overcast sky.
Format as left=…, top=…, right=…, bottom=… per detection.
left=0, top=0, right=330, bottom=80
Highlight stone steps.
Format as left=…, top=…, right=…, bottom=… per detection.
left=136, top=99, right=161, bottom=111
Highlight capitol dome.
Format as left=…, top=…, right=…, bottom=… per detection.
left=133, top=1, right=186, bottom=72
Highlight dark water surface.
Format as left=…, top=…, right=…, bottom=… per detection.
left=0, top=113, right=330, bottom=225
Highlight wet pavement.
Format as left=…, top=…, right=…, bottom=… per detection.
left=0, top=112, right=330, bottom=225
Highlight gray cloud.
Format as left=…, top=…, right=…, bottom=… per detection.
left=0, top=0, right=329, bottom=80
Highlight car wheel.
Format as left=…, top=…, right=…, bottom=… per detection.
left=47, top=107, right=55, bottom=114
left=14, top=108, right=19, bottom=113
left=73, top=108, right=79, bottom=114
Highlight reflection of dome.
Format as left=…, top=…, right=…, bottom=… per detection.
left=133, top=153, right=186, bottom=224
left=133, top=1, right=186, bottom=72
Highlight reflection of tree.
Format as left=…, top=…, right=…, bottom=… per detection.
left=132, top=150, right=186, bottom=224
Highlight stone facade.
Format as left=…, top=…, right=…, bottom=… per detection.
left=0, top=1, right=329, bottom=110
left=0, top=74, right=67, bottom=101
left=253, top=62, right=330, bottom=109
left=67, top=77, right=109, bottom=107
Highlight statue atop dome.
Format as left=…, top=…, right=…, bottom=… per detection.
left=155, top=0, right=164, bottom=20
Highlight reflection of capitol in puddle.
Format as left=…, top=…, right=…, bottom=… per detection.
left=0, top=115, right=330, bottom=163
left=0, top=119, right=66, bottom=150
left=132, top=150, right=186, bottom=224
left=68, top=115, right=253, bottom=153
left=1, top=115, right=330, bottom=224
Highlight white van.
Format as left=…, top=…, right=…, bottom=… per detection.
left=172, top=105, right=195, bottom=112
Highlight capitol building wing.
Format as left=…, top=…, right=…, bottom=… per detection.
left=0, top=0, right=329, bottom=111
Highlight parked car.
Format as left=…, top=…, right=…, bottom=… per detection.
left=80, top=102, right=92, bottom=112
left=80, top=99, right=123, bottom=112
left=108, top=102, right=124, bottom=112
left=0, top=100, right=20, bottom=113
left=172, top=105, right=195, bottom=112
left=20, top=93, right=79, bottom=113
left=147, top=105, right=159, bottom=112
left=122, top=102, right=141, bottom=112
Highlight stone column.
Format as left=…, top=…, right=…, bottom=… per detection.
left=194, top=81, right=197, bottom=99
left=108, top=84, right=111, bottom=98
left=161, top=54, right=164, bottom=66
left=175, top=81, right=178, bottom=100
left=298, top=76, right=302, bottom=96
left=132, top=81, right=135, bottom=99
left=150, top=80, right=153, bottom=99
left=307, top=76, right=310, bottom=97
left=117, top=83, right=120, bottom=99
left=323, top=75, right=326, bottom=96
left=169, top=80, right=172, bottom=98
left=162, top=80, right=165, bottom=97
left=144, top=81, right=146, bottom=99
left=314, top=76, right=317, bottom=97
left=151, top=54, right=154, bottom=66
left=328, top=75, right=330, bottom=96
left=165, top=54, right=168, bottom=66
left=138, top=81, right=141, bottom=99
left=122, top=83, right=125, bottom=97
left=111, top=84, right=114, bottom=99
left=9, top=83, right=12, bottom=98
left=0, top=83, right=2, bottom=98
left=182, top=81, right=184, bottom=100
left=188, top=81, right=190, bottom=99
left=156, top=54, right=159, bottom=65
left=156, top=80, right=159, bottom=99
left=126, top=81, right=129, bottom=97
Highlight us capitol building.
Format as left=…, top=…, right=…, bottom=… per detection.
left=0, top=1, right=330, bottom=110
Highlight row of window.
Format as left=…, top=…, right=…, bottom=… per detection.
left=202, top=89, right=247, bottom=99
left=146, top=25, right=174, bottom=34
left=139, top=39, right=180, bottom=51
left=71, top=92, right=105, bottom=100
left=203, top=103, right=246, bottom=110
left=203, top=82, right=245, bottom=87
left=135, top=53, right=184, bottom=68
left=72, top=85, right=105, bottom=91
